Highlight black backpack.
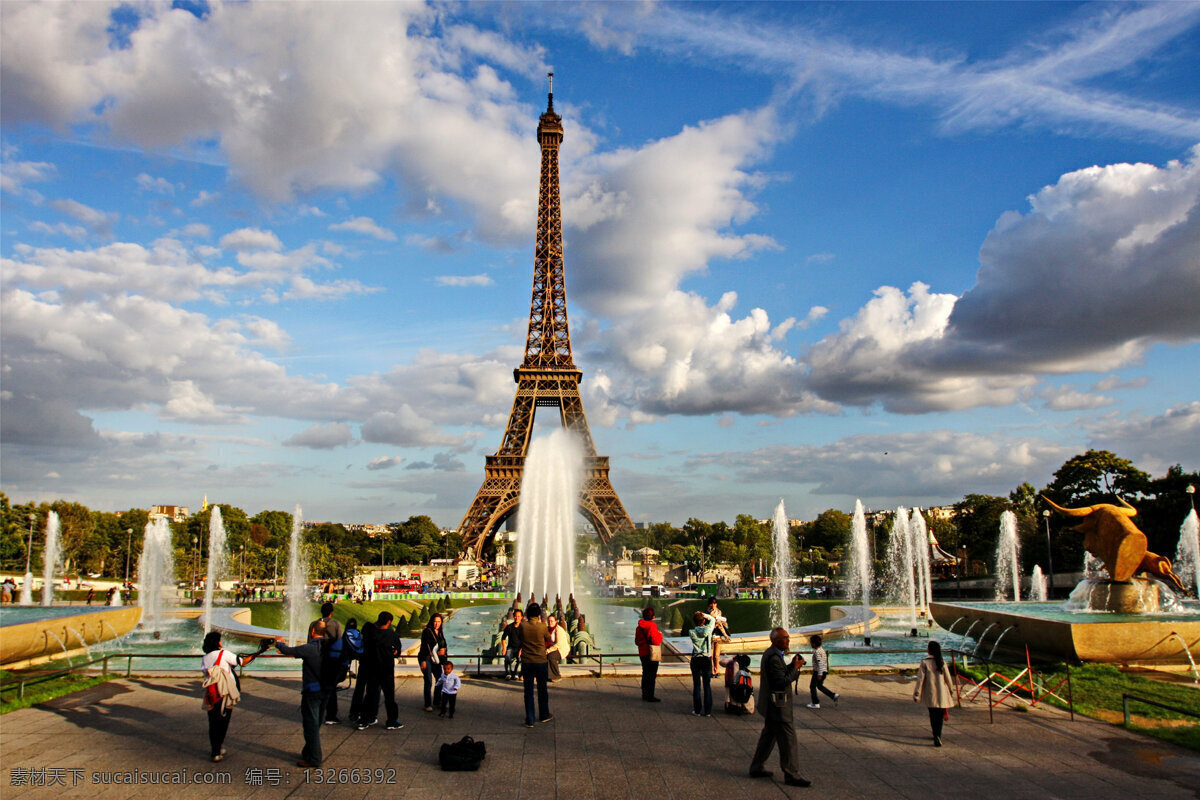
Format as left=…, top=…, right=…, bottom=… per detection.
left=439, top=736, right=486, bottom=771
left=318, top=637, right=347, bottom=690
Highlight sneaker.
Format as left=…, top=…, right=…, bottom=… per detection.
left=749, top=770, right=773, bottom=779
left=385, top=721, right=403, bottom=730
left=211, top=754, right=224, bottom=763
left=834, top=694, right=840, bottom=705
left=702, top=713, right=712, bottom=717
left=355, top=718, right=378, bottom=730
left=524, top=721, right=535, bottom=728
left=934, top=736, right=942, bottom=747
left=690, top=711, right=701, bottom=716
left=540, top=714, right=554, bottom=723
left=784, top=776, right=812, bottom=788
left=324, top=718, right=341, bottom=726
left=438, top=712, right=446, bottom=718
left=806, top=703, right=820, bottom=709
left=296, top=760, right=317, bottom=768
left=424, top=706, right=434, bottom=712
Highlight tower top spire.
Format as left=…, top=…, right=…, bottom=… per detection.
left=547, top=72, right=554, bottom=111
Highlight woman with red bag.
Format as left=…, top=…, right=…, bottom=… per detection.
left=634, top=607, right=663, bottom=702
left=912, top=640, right=956, bottom=746
left=201, top=631, right=261, bottom=762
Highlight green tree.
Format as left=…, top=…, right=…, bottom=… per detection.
left=952, top=494, right=1011, bottom=576
left=1042, top=450, right=1151, bottom=506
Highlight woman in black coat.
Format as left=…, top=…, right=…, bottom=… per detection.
left=418, top=613, right=448, bottom=711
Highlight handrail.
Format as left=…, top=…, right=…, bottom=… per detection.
left=1122, top=693, right=1200, bottom=727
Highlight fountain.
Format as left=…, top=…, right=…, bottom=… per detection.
left=911, top=508, right=932, bottom=619
left=994, top=510, right=1021, bottom=601
left=285, top=504, right=308, bottom=645
left=515, top=430, right=583, bottom=604
left=932, top=497, right=1199, bottom=663
left=886, top=507, right=917, bottom=625
left=846, top=500, right=873, bottom=642
left=1031, top=565, right=1048, bottom=602
left=770, top=499, right=793, bottom=631
left=203, top=506, right=226, bottom=634
left=1176, top=509, right=1199, bottom=598
left=137, top=517, right=174, bottom=634
left=18, top=570, right=34, bottom=606
left=41, top=511, right=61, bottom=607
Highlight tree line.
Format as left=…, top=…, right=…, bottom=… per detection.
left=2, top=450, right=1195, bottom=586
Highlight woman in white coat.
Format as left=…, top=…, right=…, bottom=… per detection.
left=912, top=640, right=955, bottom=746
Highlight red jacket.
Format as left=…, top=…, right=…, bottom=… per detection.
left=634, top=619, right=663, bottom=656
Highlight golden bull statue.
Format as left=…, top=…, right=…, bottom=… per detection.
left=1042, top=495, right=1189, bottom=595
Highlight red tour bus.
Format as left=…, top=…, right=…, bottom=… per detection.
left=374, top=578, right=421, bottom=594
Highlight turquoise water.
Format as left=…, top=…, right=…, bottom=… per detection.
left=0, top=606, right=127, bottom=626
left=938, top=600, right=1200, bottom=624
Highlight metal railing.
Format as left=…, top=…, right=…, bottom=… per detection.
left=1122, top=693, right=1200, bottom=727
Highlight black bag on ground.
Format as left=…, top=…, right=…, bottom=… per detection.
left=439, top=735, right=486, bottom=771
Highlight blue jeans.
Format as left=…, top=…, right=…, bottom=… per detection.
left=690, top=655, right=712, bottom=715
left=522, top=661, right=550, bottom=724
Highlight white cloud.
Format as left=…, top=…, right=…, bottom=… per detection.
left=180, top=223, right=211, bottom=238
left=329, top=216, right=397, bottom=241
left=1041, top=385, right=1114, bottom=411
left=29, top=221, right=88, bottom=241
left=161, top=379, right=247, bottom=424
left=219, top=227, right=283, bottom=252
left=50, top=198, right=118, bottom=235
left=191, top=190, right=219, bottom=207
left=1, top=158, right=55, bottom=194
left=135, top=173, right=175, bottom=194
left=367, top=455, right=403, bottom=471
left=283, top=422, right=356, bottom=450
left=435, top=274, right=492, bottom=287
left=1083, top=402, right=1200, bottom=476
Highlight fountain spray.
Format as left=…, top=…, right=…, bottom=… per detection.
left=771, top=499, right=793, bottom=631
left=516, top=430, right=583, bottom=604
left=41, top=511, right=61, bottom=607
left=848, top=500, right=873, bottom=644
left=137, top=518, right=175, bottom=633
left=995, top=511, right=1021, bottom=601
left=1176, top=509, right=1199, bottom=597
left=286, top=505, right=308, bottom=645
left=203, top=506, right=226, bottom=634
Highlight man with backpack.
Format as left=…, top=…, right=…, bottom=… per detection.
left=356, top=611, right=403, bottom=731
left=274, top=622, right=336, bottom=768
left=324, top=618, right=364, bottom=725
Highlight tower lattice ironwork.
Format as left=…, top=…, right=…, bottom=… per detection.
left=458, top=76, right=633, bottom=558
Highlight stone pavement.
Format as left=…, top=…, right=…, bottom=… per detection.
left=2, top=671, right=1198, bottom=800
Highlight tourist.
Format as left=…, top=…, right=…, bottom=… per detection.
left=419, top=613, right=448, bottom=711
left=518, top=602, right=552, bottom=727
left=356, top=611, right=403, bottom=730
left=86, top=587, right=95, bottom=605
left=348, top=617, right=373, bottom=723
left=748, top=627, right=811, bottom=787
left=912, top=640, right=956, bottom=746
left=688, top=610, right=717, bottom=716
left=435, top=660, right=460, bottom=718
left=274, top=624, right=331, bottom=768
left=105, top=586, right=116, bottom=605
left=634, top=606, right=663, bottom=702
left=725, top=654, right=755, bottom=715
left=200, top=631, right=260, bottom=763
left=546, top=613, right=568, bottom=681
left=325, top=617, right=362, bottom=726
left=501, top=609, right=524, bottom=680
left=806, top=634, right=839, bottom=709
left=707, top=596, right=731, bottom=677
left=308, top=601, right=342, bottom=642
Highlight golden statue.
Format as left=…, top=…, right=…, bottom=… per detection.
left=1043, top=495, right=1188, bottom=596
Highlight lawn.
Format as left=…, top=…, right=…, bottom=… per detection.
left=0, top=668, right=114, bottom=714
left=606, top=597, right=839, bottom=635
left=959, top=662, right=1200, bottom=751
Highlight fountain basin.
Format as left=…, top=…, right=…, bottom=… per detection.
left=0, top=606, right=142, bottom=668
left=930, top=601, right=1200, bottom=663
left=663, top=604, right=881, bottom=658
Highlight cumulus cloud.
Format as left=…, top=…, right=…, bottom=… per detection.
left=435, top=274, right=493, bottom=287
left=283, top=422, right=356, bottom=449
left=1041, top=385, right=1114, bottom=411
left=1083, top=402, right=1200, bottom=477
left=405, top=452, right=466, bottom=471
left=329, top=216, right=397, bottom=241
left=367, top=455, right=403, bottom=471
left=1, top=157, right=55, bottom=195
left=135, top=172, right=175, bottom=194
left=50, top=198, right=117, bottom=235
left=691, top=430, right=1076, bottom=503
left=220, top=227, right=283, bottom=252
left=361, top=404, right=474, bottom=449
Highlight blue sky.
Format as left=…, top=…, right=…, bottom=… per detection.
left=2, top=1, right=1198, bottom=528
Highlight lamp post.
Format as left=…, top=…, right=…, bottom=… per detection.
left=191, top=536, right=198, bottom=595
left=25, top=513, right=36, bottom=577
left=124, top=528, right=133, bottom=585
left=240, top=543, right=246, bottom=583
left=1042, top=509, right=1055, bottom=600
left=1188, top=484, right=1196, bottom=512
left=956, top=546, right=965, bottom=599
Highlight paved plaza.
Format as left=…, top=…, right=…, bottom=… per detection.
left=2, top=669, right=1198, bottom=799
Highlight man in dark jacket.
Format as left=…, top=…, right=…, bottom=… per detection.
left=518, top=603, right=551, bottom=727
left=274, top=622, right=331, bottom=768
left=748, top=628, right=811, bottom=788
left=356, top=611, right=403, bottom=730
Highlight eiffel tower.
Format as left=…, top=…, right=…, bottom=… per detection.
left=458, top=76, right=633, bottom=559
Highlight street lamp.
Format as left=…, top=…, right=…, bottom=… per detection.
left=191, top=536, right=198, bottom=593
left=1188, top=484, right=1196, bottom=512
left=1042, top=509, right=1055, bottom=600
left=240, top=543, right=246, bottom=583
left=25, top=513, right=36, bottom=577
left=124, top=528, right=133, bottom=585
